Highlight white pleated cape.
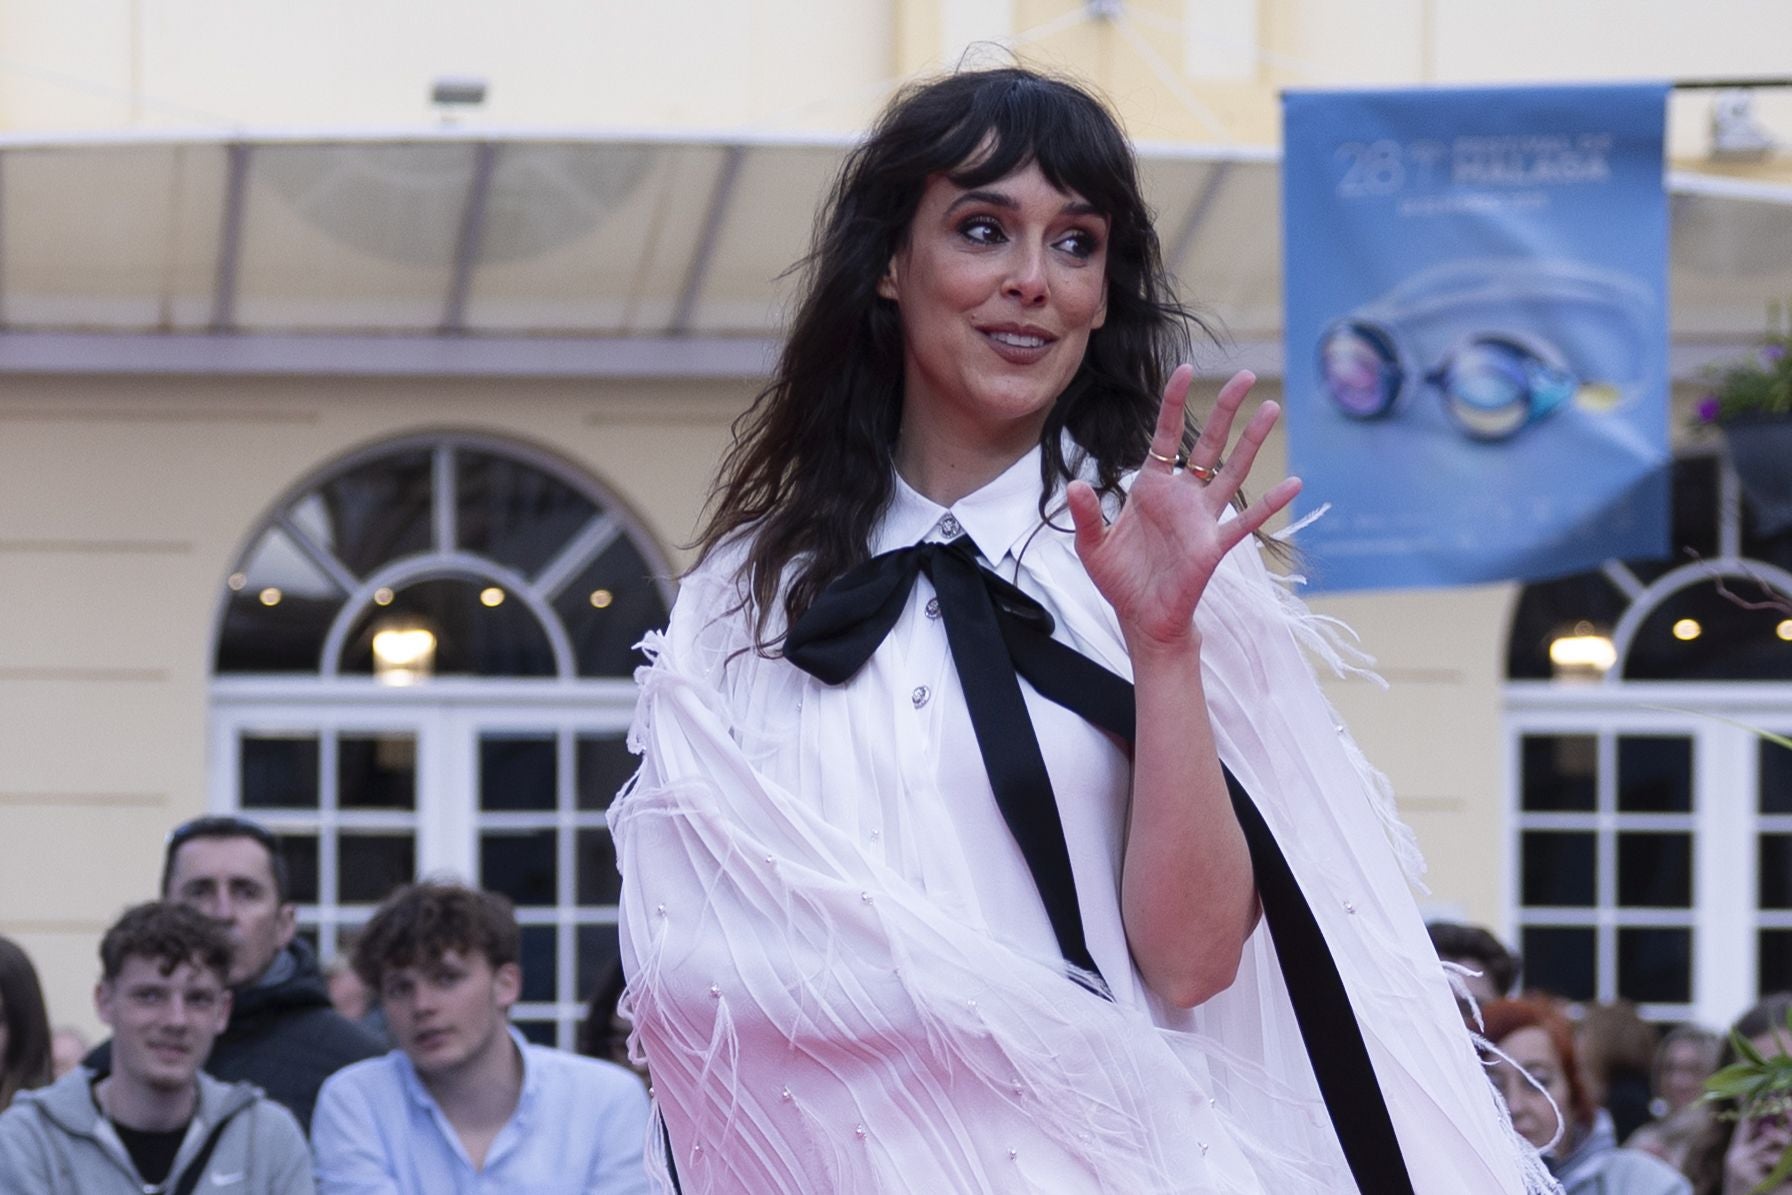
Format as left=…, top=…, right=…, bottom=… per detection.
left=611, top=464, right=1555, bottom=1194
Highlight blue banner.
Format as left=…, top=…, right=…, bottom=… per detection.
left=1281, top=84, right=1671, bottom=591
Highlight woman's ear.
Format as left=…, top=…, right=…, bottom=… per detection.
left=876, top=257, right=899, bottom=302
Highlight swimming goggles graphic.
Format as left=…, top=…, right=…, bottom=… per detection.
left=1316, top=259, right=1655, bottom=441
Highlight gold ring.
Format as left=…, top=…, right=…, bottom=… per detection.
left=1188, top=460, right=1219, bottom=482
left=1146, top=448, right=1178, bottom=466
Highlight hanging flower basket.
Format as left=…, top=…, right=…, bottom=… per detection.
left=1694, top=314, right=1792, bottom=535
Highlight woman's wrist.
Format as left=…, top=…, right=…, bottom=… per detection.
left=1122, top=623, right=1203, bottom=669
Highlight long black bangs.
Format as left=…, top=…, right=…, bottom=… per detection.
left=940, top=78, right=1146, bottom=241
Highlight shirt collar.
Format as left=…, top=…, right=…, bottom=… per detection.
left=872, top=440, right=1072, bottom=563
left=398, top=1024, right=537, bottom=1116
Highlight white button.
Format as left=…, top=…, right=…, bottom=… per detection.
left=911, top=685, right=931, bottom=708
left=925, top=596, right=942, bottom=620
left=938, top=514, right=961, bottom=538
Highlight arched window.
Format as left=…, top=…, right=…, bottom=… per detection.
left=1506, top=451, right=1792, bottom=1025
left=209, top=433, right=673, bottom=1047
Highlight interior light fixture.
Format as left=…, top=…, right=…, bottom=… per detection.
left=373, top=587, right=395, bottom=606
left=1672, top=618, right=1703, bottom=642
left=589, top=588, right=614, bottom=609
left=259, top=587, right=283, bottom=607
left=227, top=572, right=247, bottom=591
left=1777, top=619, right=1792, bottom=642
left=372, top=624, right=437, bottom=686
left=1548, top=620, right=1616, bottom=676
left=479, top=586, right=506, bottom=608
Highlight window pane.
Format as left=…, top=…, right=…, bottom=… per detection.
left=338, top=734, right=417, bottom=810
left=338, top=834, right=414, bottom=904
left=1521, top=926, right=1596, bottom=1001
left=577, top=924, right=621, bottom=1005
left=576, top=734, right=635, bottom=811
left=276, top=833, right=320, bottom=905
left=481, top=829, right=557, bottom=906
left=315, top=448, right=434, bottom=576
left=1617, top=832, right=1693, bottom=908
left=1760, top=835, right=1792, bottom=910
left=1623, top=578, right=1792, bottom=681
left=515, top=1020, right=556, bottom=1047
left=1618, top=927, right=1692, bottom=1004
left=1504, top=574, right=1628, bottom=680
left=240, top=735, right=319, bottom=809
left=553, top=538, right=669, bottom=677
left=519, top=924, right=557, bottom=1003
left=456, top=449, right=597, bottom=578
left=215, top=525, right=345, bottom=673
left=1763, top=740, right=1792, bottom=815
left=1617, top=736, right=1693, bottom=813
left=1761, top=930, right=1792, bottom=997
left=577, top=829, right=621, bottom=905
left=1521, top=831, right=1596, bottom=906
left=480, top=734, right=557, bottom=812
left=339, top=578, right=556, bottom=679
left=1521, top=735, right=1596, bottom=812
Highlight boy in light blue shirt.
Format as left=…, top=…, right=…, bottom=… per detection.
left=311, top=882, right=649, bottom=1195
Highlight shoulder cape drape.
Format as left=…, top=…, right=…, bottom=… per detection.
left=610, top=495, right=1555, bottom=1194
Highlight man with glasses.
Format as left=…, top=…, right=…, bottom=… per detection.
left=88, top=816, right=382, bottom=1133
left=0, top=902, right=314, bottom=1193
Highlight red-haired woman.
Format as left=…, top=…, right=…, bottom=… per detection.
left=1484, top=997, right=1690, bottom=1194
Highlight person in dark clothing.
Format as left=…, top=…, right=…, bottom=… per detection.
left=86, top=815, right=382, bottom=1132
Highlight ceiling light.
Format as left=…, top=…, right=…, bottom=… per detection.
left=1672, top=618, right=1702, bottom=641
left=372, top=626, right=437, bottom=686
left=479, top=587, right=505, bottom=607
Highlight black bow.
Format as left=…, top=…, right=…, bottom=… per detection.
left=784, top=534, right=1416, bottom=1195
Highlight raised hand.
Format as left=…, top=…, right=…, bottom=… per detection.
left=1065, top=366, right=1301, bottom=653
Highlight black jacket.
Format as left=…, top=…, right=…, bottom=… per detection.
left=86, top=938, right=382, bottom=1134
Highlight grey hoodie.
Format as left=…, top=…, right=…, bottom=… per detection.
left=0, top=1066, right=314, bottom=1195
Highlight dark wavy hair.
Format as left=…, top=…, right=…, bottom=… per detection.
left=99, top=902, right=233, bottom=986
left=0, top=936, right=52, bottom=1111
left=352, top=881, right=520, bottom=991
left=694, top=66, right=1213, bottom=645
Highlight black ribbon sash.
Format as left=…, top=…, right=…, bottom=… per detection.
left=784, top=536, right=1417, bottom=1195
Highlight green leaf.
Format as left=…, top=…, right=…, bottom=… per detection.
left=1737, top=1029, right=1770, bottom=1067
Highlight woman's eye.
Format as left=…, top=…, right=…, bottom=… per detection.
left=1056, top=230, right=1099, bottom=259
left=958, top=217, right=1005, bottom=245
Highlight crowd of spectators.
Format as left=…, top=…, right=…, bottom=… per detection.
left=2, top=818, right=1786, bottom=1193
left=0, top=816, right=649, bottom=1193
left=1428, top=919, right=1792, bottom=1195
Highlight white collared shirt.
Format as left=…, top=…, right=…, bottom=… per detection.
left=863, top=446, right=1149, bottom=1012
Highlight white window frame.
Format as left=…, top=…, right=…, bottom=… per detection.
left=1506, top=679, right=1792, bottom=1025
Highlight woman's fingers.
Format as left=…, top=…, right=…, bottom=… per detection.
left=1147, top=364, right=1196, bottom=468
left=1065, top=479, right=1107, bottom=558
left=1189, top=370, right=1253, bottom=474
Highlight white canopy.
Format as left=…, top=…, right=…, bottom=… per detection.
left=0, top=129, right=1784, bottom=379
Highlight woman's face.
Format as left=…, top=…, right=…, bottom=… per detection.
left=1492, top=1024, right=1576, bottom=1152
left=878, top=160, right=1109, bottom=472
left=1657, top=1037, right=1716, bottom=1114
